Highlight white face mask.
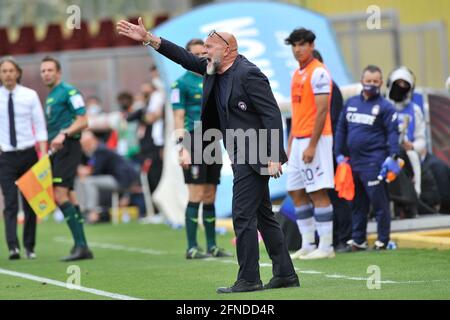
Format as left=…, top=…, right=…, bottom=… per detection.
left=88, top=104, right=102, bottom=115
left=132, top=101, right=145, bottom=110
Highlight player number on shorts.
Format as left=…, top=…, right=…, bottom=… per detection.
left=302, top=169, right=314, bottom=181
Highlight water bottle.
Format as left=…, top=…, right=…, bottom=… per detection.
left=122, top=211, right=130, bottom=223
left=378, top=158, right=405, bottom=183
left=215, top=227, right=228, bottom=235
left=387, top=241, right=397, bottom=250
left=386, top=159, right=405, bottom=182
left=377, top=166, right=388, bottom=181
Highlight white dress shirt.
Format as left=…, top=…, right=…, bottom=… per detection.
left=0, top=84, right=48, bottom=152
left=147, top=90, right=165, bottom=147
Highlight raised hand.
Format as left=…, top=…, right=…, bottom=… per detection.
left=117, top=17, right=149, bottom=42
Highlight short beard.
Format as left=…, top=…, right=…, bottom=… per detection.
left=206, top=58, right=221, bottom=75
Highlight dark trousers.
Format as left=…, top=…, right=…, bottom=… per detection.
left=0, top=147, right=38, bottom=251
left=232, top=164, right=295, bottom=282
left=329, top=188, right=352, bottom=246
left=146, top=146, right=163, bottom=193
left=352, top=170, right=391, bottom=244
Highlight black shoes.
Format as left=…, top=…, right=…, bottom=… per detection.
left=25, top=250, right=36, bottom=259
left=373, top=240, right=388, bottom=250
left=61, top=246, right=94, bottom=262
left=8, top=248, right=36, bottom=260
left=335, top=242, right=352, bottom=253
left=264, top=274, right=300, bottom=290
left=217, top=279, right=264, bottom=294
left=186, top=246, right=233, bottom=259
left=186, top=247, right=209, bottom=259
left=347, top=239, right=368, bottom=252
left=208, top=246, right=233, bottom=258
left=9, top=248, right=20, bottom=260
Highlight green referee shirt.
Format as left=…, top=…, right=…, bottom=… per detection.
left=171, top=71, right=203, bottom=132
left=44, top=81, right=86, bottom=141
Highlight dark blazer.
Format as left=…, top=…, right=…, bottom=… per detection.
left=157, top=38, right=287, bottom=174
left=90, top=145, right=139, bottom=190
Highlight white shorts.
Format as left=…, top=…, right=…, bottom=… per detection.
left=286, top=135, right=334, bottom=193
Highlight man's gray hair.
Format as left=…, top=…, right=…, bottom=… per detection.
left=0, top=56, right=22, bottom=84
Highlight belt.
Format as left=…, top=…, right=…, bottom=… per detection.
left=1, top=146, right=36, bottom=155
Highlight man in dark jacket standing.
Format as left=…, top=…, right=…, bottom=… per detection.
left=117, top=18, right=298, bottom=293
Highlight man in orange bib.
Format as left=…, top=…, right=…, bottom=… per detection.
left=286, top=28, right=335, bottom=260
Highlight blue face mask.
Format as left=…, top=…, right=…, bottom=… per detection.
left=362, top=84, right=380, bottom=96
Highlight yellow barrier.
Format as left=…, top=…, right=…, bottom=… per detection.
left=368, top=229, right=450, bottom=250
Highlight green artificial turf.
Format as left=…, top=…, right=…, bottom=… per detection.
left=0, top=219, right=449, bottom=300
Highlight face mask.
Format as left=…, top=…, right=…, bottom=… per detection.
left=389, top=83, right=410, bottom=102
left=120, top=104, right=130, bottom=112
left=88, top=104, right=102, bottom=115
left=362, top=84, right=380, bottom=96
left=132, top=101, right=145, bottom=110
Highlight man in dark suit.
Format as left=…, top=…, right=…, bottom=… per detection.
left=117, top=18, right=299, bottom=293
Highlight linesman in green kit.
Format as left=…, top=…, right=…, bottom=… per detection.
left=40, top=56, right=93, bottom=261
left=172, top=39, right=232, bottom=259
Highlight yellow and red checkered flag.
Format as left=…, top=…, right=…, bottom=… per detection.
left=15, top=155, right=57, bottom=219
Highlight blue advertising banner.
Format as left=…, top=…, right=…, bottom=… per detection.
left=150, top=1, right=351, bottom=217
left=151, top=1, right=351, bottom=101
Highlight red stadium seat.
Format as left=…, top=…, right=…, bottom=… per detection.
left=114, top=17, right=140, bottom=47
left=153, top=14, right=169, bottom=27
left=35, top=24, right=63, bottom=53
left=0, top=28, right=11, bottom=55
left=9, top=25, right=36, bottom=55
left=88, top=19, right=115, bottom=48
left=62, top=21, right=89, bottom=51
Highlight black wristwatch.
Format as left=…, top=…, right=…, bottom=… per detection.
left=175, top=136, right=184, bottom=145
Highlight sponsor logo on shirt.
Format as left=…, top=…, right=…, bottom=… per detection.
left=368, top=180, right=380, bottom=187
left=346, top=112, right=376, bottom=125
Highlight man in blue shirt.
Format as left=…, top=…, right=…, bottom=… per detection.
left=335, top=65, right=401, bottom=251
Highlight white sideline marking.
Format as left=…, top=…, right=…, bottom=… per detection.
left=53, top=238, right=450, bottom=285
left=53, top=237, right=168, bottom=255
left=0, top=268, right=142, bottom=300
left=207, top=259, right=450, bottom=285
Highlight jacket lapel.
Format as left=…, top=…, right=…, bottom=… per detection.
left=201, top=74, right=215, bottom=114
left=223, top=56, right=242, bottom=119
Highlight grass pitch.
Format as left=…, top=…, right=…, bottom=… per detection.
left=0, top=219, right=449, bottom=300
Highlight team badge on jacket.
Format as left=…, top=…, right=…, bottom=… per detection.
left=238, top=101, right=247, bottom=111
left=371, top=105, right=380, bottom=116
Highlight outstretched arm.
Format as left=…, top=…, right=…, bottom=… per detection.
left=117, top=17, right=161, bottom=49
left=117, top=17, right=207, bottom=75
